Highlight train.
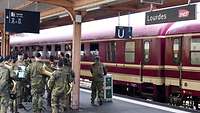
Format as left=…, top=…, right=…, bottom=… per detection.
left=8, top=10, right=200, bottom=110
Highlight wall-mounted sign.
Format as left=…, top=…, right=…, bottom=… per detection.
left=145, top=4, right=196, bottom=25
left=191, top=0, right=200, bottom=3
left=115, top=26, right=132, bottom=39
left=5, top=9, right=40, bottom=33
left=141, top=0, right=164, bottom=4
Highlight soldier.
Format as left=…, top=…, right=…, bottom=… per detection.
left=90, top=56, right=107, bottom=106
left=12, top=54, right=26, bottom=108
left=46, top=55, right=56, bottom=107
left=26, top=53, right=46, bottom=113
left=48, top=61, right=74, bottom=113
left=0, top=57, right=11, bottom=113
left=63, top=58, right=74, bottom=111
left=22, top=53, right=32, bottom=102
left=64, top=53, right=71, bottom=67
left=58, top=52, right=65, bottom=64
left=23, top=53, right=32, bottom=67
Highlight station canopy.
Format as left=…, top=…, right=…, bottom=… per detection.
left=0, top=0, right=200, bottom=30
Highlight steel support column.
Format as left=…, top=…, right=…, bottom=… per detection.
left=71, top=20, right=81, bottom=110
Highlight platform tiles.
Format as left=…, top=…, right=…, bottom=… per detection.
left=7, top=89, right=192, bottom=113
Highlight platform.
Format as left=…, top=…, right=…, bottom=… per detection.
left=8, top=89, right=191, bottom=113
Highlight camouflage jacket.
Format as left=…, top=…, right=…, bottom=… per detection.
left=0, top=64, right=10, bottom=96
left=48, top=67, right=74, bottom=96
left=90, top=62, right=107, bottom=81
left=26, top=61, right=46, bottom=95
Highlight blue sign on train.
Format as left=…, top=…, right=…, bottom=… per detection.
left=5, top=9, right=40, bottom=33
left=115, top=26, right=132, bottom=39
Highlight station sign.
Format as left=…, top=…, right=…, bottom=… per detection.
left=140, top=0, right=164, bottom=4
left=5, top=9, right=40, bottom=33
left=191, top=0, right=200, bottom=3
left=145, top=4, right=196, bottom=25
left=115, top=26, right=132, bottom=39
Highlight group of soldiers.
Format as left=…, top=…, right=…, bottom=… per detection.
left=0, top=51, right=107, bottom=113
left=0, top=52, right=75, bottom=113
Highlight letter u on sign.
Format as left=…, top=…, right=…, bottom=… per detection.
left=117, top=28, right=125, bottom=38
left=115, top=26, right=132, bottom=39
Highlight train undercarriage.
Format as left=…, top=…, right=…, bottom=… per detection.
left=112, top=82, right=200, bottom=111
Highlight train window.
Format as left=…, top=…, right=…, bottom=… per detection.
left=15, top=47, right=18, bottom=51
left=25, top=47, right=29, bottom=51
left=20, top=46, right=24, bottom=51
left=32, top=46, right=36, bottom=51
left=106, top=41, right=116, bottom=62
left=55, top=44, right=61, bottom=51
left=81, top=44, right=85, bottom=59
left=37, top=46, right=43, bottom=51
left=144, top=41, right=150, bottom=63
left=65, top=44, right=72, bottom=51
left=173, top=38, right=181, bottom=64
left=81, top=43, right=84, bottom=51
left=47, top=45, right=51, bottom=51
left=125, top=41, right=135, bottom=63
left=191, top=38, right=200, bottom=65
left=90, top=43, right=99, bottom=57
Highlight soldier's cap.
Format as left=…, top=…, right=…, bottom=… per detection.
left=65, top=53, right=70, bottom=58
left=35, top=52, right=41, bottom=58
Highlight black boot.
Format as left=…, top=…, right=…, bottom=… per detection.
left=98, top=100, right=103, bottom=106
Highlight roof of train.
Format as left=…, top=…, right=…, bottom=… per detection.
left=10, top=12, right=170, bottom=45
left=165, top=20, right=200, bottom=35
left=10, top=3, right=200, bottom=45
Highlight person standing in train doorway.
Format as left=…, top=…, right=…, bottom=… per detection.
left=90, top=56, right=107, bottom=106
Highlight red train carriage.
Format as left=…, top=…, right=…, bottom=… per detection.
left=164, top=21, right=200, bottom=108
left=9, top=12, right=200, bottom=109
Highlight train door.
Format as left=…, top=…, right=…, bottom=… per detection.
left=174, top=38, right=183, bottom=88
left=182, top=36, right=200, bottom=109
left=165, top=37, right=183, bottom=105
left=140, top=38, right=166, bottom=102
left=141, top=40, right=150, bottom=82
left=140, top=39, right=153, bottom=99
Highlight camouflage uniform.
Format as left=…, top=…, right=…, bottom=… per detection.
left=27, top=61, right=46, bottom=113
left=0, top=63, right=11, bottom=113
left=90, top=58, right=107, bottom=105
left=45, top=61, right=56, bottom=107
left=12, top=61, right=26, bottom=108
left=48, top=66, right=73, bottom=113
left=63, top=65, right=74, bottom=111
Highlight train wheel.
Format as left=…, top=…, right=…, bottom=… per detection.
left=193, top=96, right=200, bottom=110
left=182, top=95, right=193, bottom=108
left=169, top=92, right=182, bottom=106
